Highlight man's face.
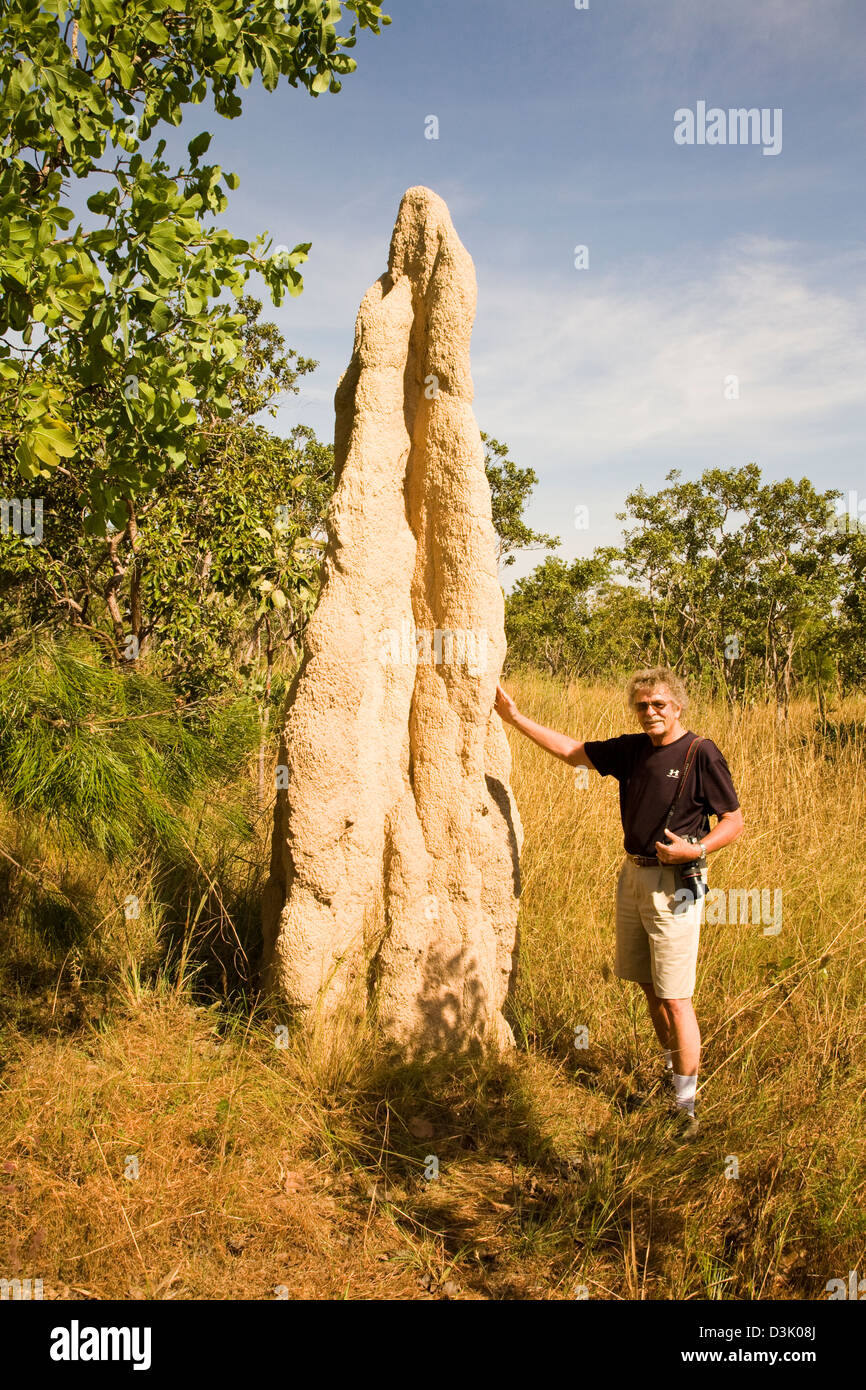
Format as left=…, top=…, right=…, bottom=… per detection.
left=632, top=685, right=682, bottom=740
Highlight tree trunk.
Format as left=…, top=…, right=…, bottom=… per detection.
left=126, top=505, right=146, bottom=658
left=257, top=617, right=274, bottom=813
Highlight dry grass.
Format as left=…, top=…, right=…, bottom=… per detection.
left=1, top=671, right=864, bottom=1300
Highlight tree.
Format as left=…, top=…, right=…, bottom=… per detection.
left=0, top=0, right=390, bottom=530
left=504, top=552, right=615, bottom=678
left=0, top=297, right=334, bottom=696
left=482, top=432, right=559, bottom=569
left=835, top=530, right=866, bottom=687
left=616, top=466, right=845, bottom=711
left=501, top=464, right=853, bottom=705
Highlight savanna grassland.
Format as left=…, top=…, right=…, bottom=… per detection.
left=1, top=668, right=863, bottom=1301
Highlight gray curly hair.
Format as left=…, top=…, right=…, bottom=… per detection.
left=626, top=666, right=688, bottom=712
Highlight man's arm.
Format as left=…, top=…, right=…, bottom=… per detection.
left=494, top=683, right=596, bottom=769
left=702, top=808, right=744, bottom=853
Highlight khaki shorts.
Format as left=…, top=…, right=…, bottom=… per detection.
left=615, top=857, right=707, bottom=999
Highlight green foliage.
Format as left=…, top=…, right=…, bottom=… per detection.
left=0, top=632, right=260, bottom=859
left=140, top=419, right=332, bottom=699
left=835, top=531, right=866, bottom=685
left=483, top=432, right=559, bottom=568
left=504, top=553, right=619, bottom=678
left=614, top=466, right=845, bottom=704
left=0, top=297, right=334, bottom=700
left=504, top=464, right=856, bottom=706
left=0, top=0, right=390, bottom=527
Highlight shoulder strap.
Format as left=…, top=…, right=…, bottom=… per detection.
left=663, top=735, right=704, bottom=831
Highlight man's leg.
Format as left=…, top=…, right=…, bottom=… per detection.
left=644, top=867, right=704, bottom=1134
left=614, top=864, right=660, bottom=1108
left=662, top=997, right=701, bottom=1128
left=638, top=980, right=673, bottom=1053
left=663, top=996, right=701, bottom=1077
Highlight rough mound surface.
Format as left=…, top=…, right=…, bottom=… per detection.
left=261, top=186, right=522, bottom=1055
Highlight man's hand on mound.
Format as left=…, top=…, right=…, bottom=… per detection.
left=494, top=682, right=519, bottom=726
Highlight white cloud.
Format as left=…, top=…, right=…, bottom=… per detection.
left=472, top=236, right=866, bottom=470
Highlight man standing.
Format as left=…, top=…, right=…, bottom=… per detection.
left=494, top=667, right=743, bottom=1141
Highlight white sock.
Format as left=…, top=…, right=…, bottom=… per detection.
left=663, top=1049, right=673, bottom=1072
left=673, top=1072, right=697, bottom=1113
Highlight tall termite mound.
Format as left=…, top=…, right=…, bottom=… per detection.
left=261, top=186, right=522, bottom=1055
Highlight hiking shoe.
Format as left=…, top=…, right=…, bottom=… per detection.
left=671, top=1107, right=700, bottom=1143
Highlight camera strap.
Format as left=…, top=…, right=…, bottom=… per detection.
left=662, top=735, right=705, bottom=835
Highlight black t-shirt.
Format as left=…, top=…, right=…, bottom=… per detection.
left=583, top=730, right=740, bottom=857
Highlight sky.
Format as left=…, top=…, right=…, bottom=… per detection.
left=157, top=0, right=866, bottom=586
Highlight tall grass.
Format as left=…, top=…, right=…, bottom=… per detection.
left=0, top=634, right=260, bottom=860
left=0, top=634, right=265, bottom=1007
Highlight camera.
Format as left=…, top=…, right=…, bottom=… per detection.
left=675, top=836, right=708, bottom=904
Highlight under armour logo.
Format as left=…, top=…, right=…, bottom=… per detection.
left=667, top=768, right=680, bottom=778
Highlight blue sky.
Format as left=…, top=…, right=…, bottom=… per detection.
left=174, top=0, right=866, bottom=585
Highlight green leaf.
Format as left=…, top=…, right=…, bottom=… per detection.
left=109, top=499, right=129, bottom=530
left=145, top=247, right=178, bottom=281
left=30, top=434, right=60, bottom=468
left=151, top=297, right=173, bottom=327
left=142, top=19, right=170, bottom=43
left=150, top=227, right=183, bottom=259
left=14, top=440, right=41, bottom=480
left=211, top=11, right=233, bottom=41
left=87, top=190, right=113, bottom=215
left=187, top=131, right=212, bottom=159
left=35, top=419, right=77, bottom=459
left=110, top=48, right=135, bottom=86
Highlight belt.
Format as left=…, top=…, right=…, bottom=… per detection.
left=626, top=853, right=660, bottom=867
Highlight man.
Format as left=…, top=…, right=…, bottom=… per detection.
left=494, top=667, right=743, bottom=1142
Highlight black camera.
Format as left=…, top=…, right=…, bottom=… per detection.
left=674, top=836, right=708, bottom=909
